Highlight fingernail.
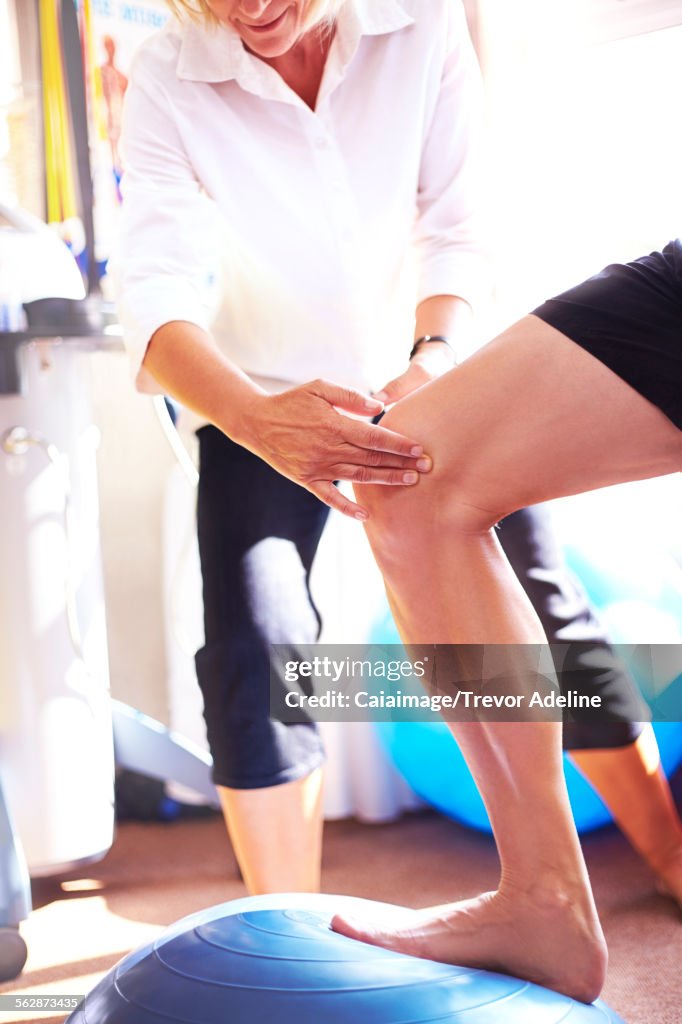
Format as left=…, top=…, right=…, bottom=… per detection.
left=410, top=445, right=423, bottom=457
left=403, top=471, right=418, bottom=484
left=355, top=509, right=369, bottom=521
left=416, top=457, right=432, bottom=472
left=372, top=391, right=388, bottom=404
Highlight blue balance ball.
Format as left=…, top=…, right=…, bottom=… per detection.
left=67, top=894, right=624, bottom=1023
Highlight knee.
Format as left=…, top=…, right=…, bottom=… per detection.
left=356, top=404, right=502, bottom=570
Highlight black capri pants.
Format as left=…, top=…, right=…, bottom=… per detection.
left=194, top=425, right=646, bottom=790
left=194, top=426, right=329, bottom=789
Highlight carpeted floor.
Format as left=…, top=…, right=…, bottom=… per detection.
left=1, top=807, right=681, bottom=1023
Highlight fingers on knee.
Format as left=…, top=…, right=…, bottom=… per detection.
left=361, top=407, right=504, bottom=542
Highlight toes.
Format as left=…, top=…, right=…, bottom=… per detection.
left=330, top=913, right=370, bottom=942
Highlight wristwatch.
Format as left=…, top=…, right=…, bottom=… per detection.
left=409, top=334, right=456, bottom=360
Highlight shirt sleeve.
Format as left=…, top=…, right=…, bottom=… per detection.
left=414, top=0, right=491, bottom=312
left=113, top=46, right=220, bottom=393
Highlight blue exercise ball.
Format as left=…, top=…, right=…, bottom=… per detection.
left=67, top=894, right=624, bottom=1023
left=377, top=716, right=682, bottom=834
left=371, top=602, right=682, bottom=834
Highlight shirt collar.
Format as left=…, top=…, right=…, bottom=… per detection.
left=175, top=0, right=414, bottom=85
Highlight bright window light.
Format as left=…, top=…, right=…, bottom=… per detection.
left=476, top=4, right=682, bottom=326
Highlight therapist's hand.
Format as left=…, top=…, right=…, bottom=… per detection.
left=240, top=379, right=431, bottom=520
left=373, top=341, right=457, bottom=406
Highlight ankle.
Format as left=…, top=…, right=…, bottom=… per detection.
left=498, top=868, right=594, bottom=910
left=498, top=873, right=604, bottom=938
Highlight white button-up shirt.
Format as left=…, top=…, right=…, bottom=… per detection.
left=116, top=0, right=488, bottom=405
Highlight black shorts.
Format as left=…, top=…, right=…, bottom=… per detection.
left=532, top=239, right=682, bottom=429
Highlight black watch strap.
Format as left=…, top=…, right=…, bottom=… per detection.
left=409, top=335, right=455, bottom=360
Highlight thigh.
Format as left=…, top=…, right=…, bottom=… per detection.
left=380, top=315, right=682, bottom=521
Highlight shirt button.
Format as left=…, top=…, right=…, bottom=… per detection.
left=314, top=136, right=329, bottom=150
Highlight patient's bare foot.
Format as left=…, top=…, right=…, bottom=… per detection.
left=332, top=884, right=607, bottom=1004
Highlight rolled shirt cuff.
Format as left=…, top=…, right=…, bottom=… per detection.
left=417, top=250, right=491, bottom=313
left=117, top=277, right=212, bottom=394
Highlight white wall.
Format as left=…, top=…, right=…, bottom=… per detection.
left=477, top=1, right=682, bottom=330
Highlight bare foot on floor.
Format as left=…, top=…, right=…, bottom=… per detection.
left=331, top=887, right=607, bottom=1004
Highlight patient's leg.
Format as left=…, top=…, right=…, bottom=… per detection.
left=332, top=316, right=682, bottom=1001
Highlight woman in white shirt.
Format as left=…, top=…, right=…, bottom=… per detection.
left=118, top=0, right=484, bottom=895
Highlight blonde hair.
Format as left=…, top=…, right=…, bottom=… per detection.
left=165, top=0, right=347, bottom=33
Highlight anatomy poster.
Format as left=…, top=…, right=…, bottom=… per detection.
left=86, top=0, right=169, bottom=273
